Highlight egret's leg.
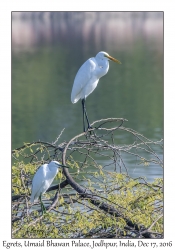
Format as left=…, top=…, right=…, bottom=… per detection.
left=39, top=194, right=46, bottom=215
left=82, top=99, right=86, bottom=132
left=82, top=99, right=92, bottom=130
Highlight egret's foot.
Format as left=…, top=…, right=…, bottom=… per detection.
left=86, top=125, right=97, bottom=137
left=87, top=124, right=93, bottom=131
left=84, top=125, right=93, bottom=135
left=83, top=126, right=92, bottom=133
left=41, top=201, right=47, bottom=215
left=41, top=207, right=47, bottom=215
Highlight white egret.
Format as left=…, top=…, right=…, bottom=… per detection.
left=71, top=51, right=121, bottom=132
left=30, top=160, right=68, bottom=214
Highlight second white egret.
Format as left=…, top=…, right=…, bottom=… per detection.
left=71, top=51, right=121, bottom=132
left=30, top=160, right=68, bottom=214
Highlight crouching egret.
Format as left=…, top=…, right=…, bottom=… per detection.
left=71, top=51, right=121, bottom=132
left=30, top=160, right=68, bottom=214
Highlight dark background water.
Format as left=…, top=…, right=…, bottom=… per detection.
left=12, top=12, right=163, bottom=181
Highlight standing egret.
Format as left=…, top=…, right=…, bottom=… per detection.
left=30, top=160, right=68, bottom=214
left=71, top=51, right=121, bottom=132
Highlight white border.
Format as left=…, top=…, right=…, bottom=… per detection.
left=1, top=0, right=174, bottom=248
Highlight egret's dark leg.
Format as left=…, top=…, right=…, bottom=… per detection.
left=39, top=194, right=46, bottom=215
left=82, top=99, right=86, bottom=132
left=82, top=99, right=91, bottom=130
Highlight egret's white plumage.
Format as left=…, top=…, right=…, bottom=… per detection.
left=71, top=51, right=121, bottom=131
left=71, top=51, right=121, bottom=104
left=30, top=161, right=66, bottom=203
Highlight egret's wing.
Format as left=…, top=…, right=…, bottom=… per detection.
left=71, top=58, right=97, bottom=103
left=30, top=164, right=47, bottom=202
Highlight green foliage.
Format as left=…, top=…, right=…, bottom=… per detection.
left=12, top=138, right=163, bottom=238
left=12, top=164, right=162, bottom=237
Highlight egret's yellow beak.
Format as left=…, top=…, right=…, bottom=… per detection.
left=105, top=55, right=121, bottom=64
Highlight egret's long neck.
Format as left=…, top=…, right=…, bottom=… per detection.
left=48, top=165, right=58, bottom=176
left=96, top=59, right=109, bottom=78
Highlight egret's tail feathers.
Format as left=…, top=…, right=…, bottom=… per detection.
left=30, top=195, right=38, bottom=204
left=71, top=96, right=79, bottom=104
left=71, top=90, right=81, bottom=104
left=30, top=197, right=34, bottom=204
